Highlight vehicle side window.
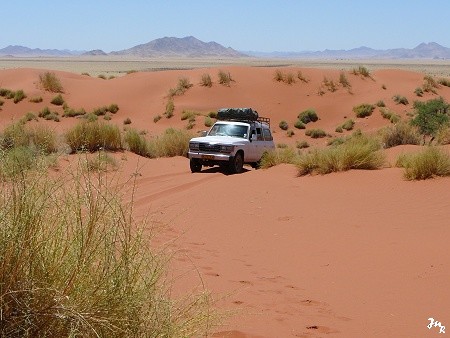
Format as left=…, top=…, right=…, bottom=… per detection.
left=256, top=128, right=263, bottom=141
left=263, top=129, right=273, bottom=141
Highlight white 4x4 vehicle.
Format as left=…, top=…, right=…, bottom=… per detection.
left=188, top=108, right=275, bottom=173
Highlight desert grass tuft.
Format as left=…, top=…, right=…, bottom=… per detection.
left=218, top=70, right=233, bottom=86
left=65, top=121, right=123, bottom=153
left=39, top=71, right=64, bottom=93
left=396, top=146, right=450, bottom=180
left=259, top=147, right=299, bottom=169
left=0, top=161, right=219, bottom=336
left=380, top=122, right=421, bottom=148
left=297, top=134, right=385, bottom=175
left=353, top=103, right=375, bottom=118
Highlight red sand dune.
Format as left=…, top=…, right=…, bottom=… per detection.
left=1, top=66, right=450, bottom=337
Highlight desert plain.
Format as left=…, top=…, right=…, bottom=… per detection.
left=1, top=57, right=450, bottom=337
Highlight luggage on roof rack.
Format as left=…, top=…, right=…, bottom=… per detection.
left=217, top=108, right=259, bottom=121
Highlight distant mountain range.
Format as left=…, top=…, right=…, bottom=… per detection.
left=0, top=37, right=449, bottom=59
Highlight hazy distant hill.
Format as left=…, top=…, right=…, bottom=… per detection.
left=110, top=36, right=246, bottom=57
left=1, top=39, right=449, bottom=59
left=0, top=45, right=84, bottom=57
left=243, top=42, right=450, bottom=59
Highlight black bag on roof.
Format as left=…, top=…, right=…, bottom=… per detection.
left=217, top=108, right=258, bottom=121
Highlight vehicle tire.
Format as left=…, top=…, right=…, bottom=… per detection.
left=190, top=159, right=202, bottom=173
left=228, top=152, right=244, bottom=174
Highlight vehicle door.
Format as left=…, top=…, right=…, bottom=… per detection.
left=251, top=126, right=267, bottom=161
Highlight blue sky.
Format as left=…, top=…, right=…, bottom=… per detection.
left=1, top=0, right=449, bottom=52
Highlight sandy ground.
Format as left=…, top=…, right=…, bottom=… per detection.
left=1, top=65, right=450, bottom=337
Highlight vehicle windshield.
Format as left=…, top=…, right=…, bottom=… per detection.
left=208, top=123, right=248, bottom=139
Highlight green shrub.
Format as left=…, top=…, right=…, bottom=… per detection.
left=380, top=122, right=421, bottom=148
left=297, top=134, right=384, bottom=175
left=376, top=100, right=386, bottom=107
left=411, top=97, right=450, bottom=138
left=393, top=95, right=409, bottom=105
left=298, top=109, right=319, bottom=124
left=335, top=126, right=343, bottom=133
left=1, top=122, right=28, bottom=149
left=259, top=147, right=298, bottom=169
left=207, top=111, right=218, bottom=119
left=181, top=110, right=198, bottom=121
left=305, top=128, right=327, bottom=138
left=65, top=121, right=123, bottom=153
left=200, top=73, right=213, bottom=87
left=20, top=112, right=38, bottom=124
left=0, top=88, right=13, bottom=97
left=92, top=106, right=108, bottom=116
left=26, top=124, right=58, bottom=154
left=396, top=147, right=450, bottom=180
left=123, top=117, right=132, bottom=125
left=39, top=72, right=63, bottom=93
left=279, top=120, right=289, bottom=130
left=353, top=103, right=375, bottom=118
left=108, top=103, right=119, bottom=114
left=50, top=94, right=65, bottom=106
left=0, top=164, right=216, bottom=336
left=13, top=90, right=26, bottom=104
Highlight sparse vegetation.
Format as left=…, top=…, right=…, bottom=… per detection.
left=294, top=120, right=306, bottom=129
left=200, top=73, right=213, bottom=87
left=411, top=97, right=449, bottom=142
left=204, top=116, right=214, bottom=127
left=259, top=147, right=298, bottom=169
left=218, top=70, right=233, bottom=86
left=13, top=90, right=26, bottom=103
left=153, top=114, right=162, bottom=123
left=29, top=96, right=43, bottom=103
left=297, top=133, right=384, bottom=175
left=279, top=120, right=289, bottom=130
left=297, top=71, right=309, bottom=83
left=323, top=77, right=337, bottom=92
left=351, top=65, right=372, bottom=79
left=65, top=121, right=123, bottom=152
left=353, top=103, right=375, bottom=118
left=296, top=140, right=309, bottom=149
left=169, top=77, right=193, bottom=97
left=339, top=119, right=355, bottom=131
left=63, top=107, right=86, bottom=117
left=393, top=94, right=409, bottom=105
left=39, top=71, right=63, bottom=93
left=438, top=78, right=450, bottom=87
left=298, top=109, right=319, bottom=124
left=380, top=108, right=401, bottom=124
left=414, top=87, right=424, bottom=97
left=124, top=128, right=152, bottom=157
left=0, top=157, right=216, bottom=336
left=305, top=128, right=327, bottom=138
left=165, top=98, right=175, bottom=118
left=396, top=146, right=450, bottom=180
left=380, top=122, right=421, bottom=148
left=339, top=71, right=351, bottom=88
left=287, top=129, right=295, bottom=137
left=123, top=117, right=132, bottom=125
left=50, top=94, right=65, bottom=106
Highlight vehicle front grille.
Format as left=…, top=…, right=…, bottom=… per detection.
left=199, top=143, right=221, bottom=153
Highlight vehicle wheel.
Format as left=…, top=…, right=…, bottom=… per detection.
left=190, top=159, right=202, bottom=173
left=228, top=152, right=244, bottom=174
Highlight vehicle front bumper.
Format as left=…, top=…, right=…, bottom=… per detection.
left=188, top=151, right=234, bottom=165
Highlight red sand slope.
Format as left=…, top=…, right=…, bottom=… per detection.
left=1, top=66, right=450, bottom=337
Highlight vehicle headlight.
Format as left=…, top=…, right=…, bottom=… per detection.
left=189, top=142, right=199, bottom=151
left=220, top=145, right=234, bottom=153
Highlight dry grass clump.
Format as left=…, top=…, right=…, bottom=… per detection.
left=351, top=66, right=373, bottom=79
left=393, top=94, right=409, bottom=105
left=274, top=69, right=297, bottom=84
left=305, top=129, right=327, bottom=138
left=39, top=71, right=64, bottom=93
left=297, top=71, right=309, bottom=83
left=13, top=89, right=26, bottom=104
left=165, top=98, right=175, bottom=118
left=218, top=70, right=233, bottom=86
left=0, top=122, right=58, bottom=155
left=297, top=134, right=385, bottom=175
left=353, top=103, right=375, bottom=118
left=0, top=161, right=218, bottom=337
left=259, top=147, right=299, bottom=169
left=298, top=109, right=319, bottom=124
left=200, top=73, right=213, bottom=87
left=169, top=77, right=193, bottom=97
left=380, top=122, right=421, bottom=148
left=50, top=94, right=65, bottom=106
left=339, top=71, right=352, bottom=88
left=279, top=120, right=289, bottom=130
left=436, top=126, right=450, bottom=145
left=438, top=78, right=450, bottom=87
left=396, top=146, right=450, bottom=180
left=29, top=96, right=43, bottom=103
left=65, top=121, right=123, bottom=153
left=380, top=108, right=401, bottom=123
